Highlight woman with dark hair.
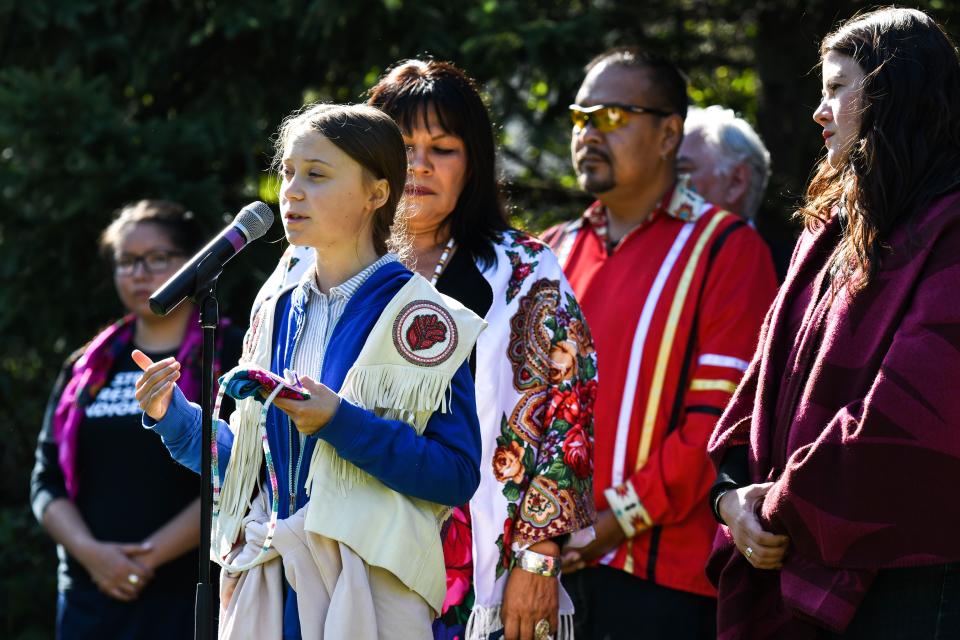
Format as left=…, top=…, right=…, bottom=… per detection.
left=31, top=200, right=243, bottom=639
left=707, top=7, right=960, bottom=638
left=136, top=103, right=484, bottom=638
left=256, top=62, right=597, bottom=640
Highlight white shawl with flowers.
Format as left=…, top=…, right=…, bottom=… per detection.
left=253, top=230, right=598, bottom=639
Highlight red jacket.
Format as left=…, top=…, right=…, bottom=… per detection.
left=543, top=181, right=777, bottom=596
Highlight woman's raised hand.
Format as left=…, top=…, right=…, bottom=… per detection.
left=132, top=350, right=181, bottom=421
left=719, top=482, right=790, bottom=570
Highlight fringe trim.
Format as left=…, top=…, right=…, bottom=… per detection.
left=464, top=605, right=575, bottom=640
left=305, top=363, right=455, bottom=496
left=339, top=363, right=454, bottom=434
left=304, top=439, right=369, bottom=498
left=212, top=297, right=276, bottom=564
left=213, top=374, right=286, bottom=573
left=212, top=395, right=262, bottom=560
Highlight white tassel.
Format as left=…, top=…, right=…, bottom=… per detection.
left=304, top=439, right=369, bottom=497
left=211, top=395, right=263, bottom=560
left=303, top=362, right=455, bottom=495
left=464, top=605, right=502, bottom=640
left=339, top=364, right=453, bottom=434
left=211, top=300, right=276, bottom=565
left=213, top=383, right=285, bottom=573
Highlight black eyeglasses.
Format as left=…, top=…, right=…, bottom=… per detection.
left=114, top=251, right=186, bottom=276
left=569, top=103, right=674, bottom=132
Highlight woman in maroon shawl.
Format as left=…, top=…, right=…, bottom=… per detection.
left=706, top=7, right=960, bottom=639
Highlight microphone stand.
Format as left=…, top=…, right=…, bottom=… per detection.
left=193, top=257, right=222, bottom=640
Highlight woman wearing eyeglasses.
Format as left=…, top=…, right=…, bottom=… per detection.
left=30, top=200, right=243, bottom=640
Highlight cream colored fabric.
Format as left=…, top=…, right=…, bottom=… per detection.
left=219, top=490, right=432, bottom=640
left=324, top=272, right=486, bottom=437
left=212, top=280, right=283, bottom=563
left=303, top=273, right=486, bottom=614
left=216, top=268, right=485, bottom=631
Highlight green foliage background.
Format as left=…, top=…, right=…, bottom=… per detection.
left=1, top=1, right=957, bottom=635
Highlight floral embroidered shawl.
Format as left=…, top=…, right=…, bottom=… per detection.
left=252, top=231, right=598, bottom=640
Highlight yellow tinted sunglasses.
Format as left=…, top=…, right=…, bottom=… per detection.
left=569, top=103, right=674, bottom=132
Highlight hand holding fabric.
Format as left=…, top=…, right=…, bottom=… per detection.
left=718, top=482, right=789, bottom=570
left=270, top=375, right=340, bottom=436
left=132, top=350, right=181, bottom=421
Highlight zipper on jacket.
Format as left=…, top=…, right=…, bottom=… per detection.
left=287, top=297, right=308, bottom=517
left=285, top=290, right=327, bottom=517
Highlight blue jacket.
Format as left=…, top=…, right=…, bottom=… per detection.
left=145, top=261, right=482, bottom=636
left=147, top=260, right=481, bottom=512
left=143, top=262, right=481, bottom=639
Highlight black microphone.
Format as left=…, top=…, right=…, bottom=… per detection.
left=149, top=201, right=274, bottom=316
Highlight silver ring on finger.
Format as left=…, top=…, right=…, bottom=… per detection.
left=745, top=546, right=754, bottom=559
left=127, top=573, right=140, bottom=585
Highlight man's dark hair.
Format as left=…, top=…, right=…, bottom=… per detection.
left=586, top=47, right=689, bottom=120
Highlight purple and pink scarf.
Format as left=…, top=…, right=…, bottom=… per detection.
left=52, top=310, right=227, bottom=499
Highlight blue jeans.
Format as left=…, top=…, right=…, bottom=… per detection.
left=57, top=586, right=195, bottom=640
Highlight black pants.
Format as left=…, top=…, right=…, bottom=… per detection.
left=562, top=565, right=716, bottom=639
left=820, top=562, right=960, bottom=640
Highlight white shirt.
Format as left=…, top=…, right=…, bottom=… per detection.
left=290, top=253, right=398, bottom=381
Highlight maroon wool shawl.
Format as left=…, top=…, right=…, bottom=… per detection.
left=706, top=190, right=960, bottom=638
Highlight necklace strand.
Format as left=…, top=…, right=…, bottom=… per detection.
left=430, top=238, right=457, bottom=285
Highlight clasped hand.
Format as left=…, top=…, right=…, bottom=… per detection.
left=78, top=540, right=154, bottom=602
left=718, top=482, right=790, bottom=569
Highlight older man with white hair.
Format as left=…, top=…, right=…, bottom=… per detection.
left=677, top=105, right=771, bottom=222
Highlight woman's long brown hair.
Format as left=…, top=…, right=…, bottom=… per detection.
left=799, top=7, right=960, bottom=291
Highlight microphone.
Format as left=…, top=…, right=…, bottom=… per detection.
left=149, top=201, right=275, bottom=316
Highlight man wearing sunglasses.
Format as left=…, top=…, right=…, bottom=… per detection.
left=543, top=47, right=778, bottom=639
